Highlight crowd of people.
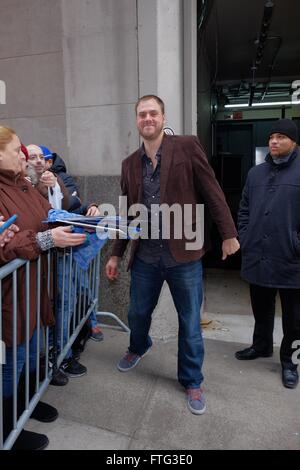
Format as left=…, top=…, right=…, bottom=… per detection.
left=1, top=98, right=299, bottom=450
left=0, top=126, right=104, bottom=450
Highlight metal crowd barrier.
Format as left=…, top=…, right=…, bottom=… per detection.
left=0, top=246, right=129, bottom=450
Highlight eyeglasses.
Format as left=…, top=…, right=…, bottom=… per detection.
left=28, top=154, right=45, bottom=161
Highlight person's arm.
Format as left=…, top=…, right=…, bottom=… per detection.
left=38, top=172, right=70, bottom=210
left=0, top=216, right=20, bottom=248
left=105, top=255, right=121, bottom=280
left=36, top=226, right=86, bottom=251
left=86, top=205, right=100, bottom=216
left=106, top=161, right=130, bottom=279
left=0, top=225, right=86, bottom=265
left=0, top=227, right=46, bottom=264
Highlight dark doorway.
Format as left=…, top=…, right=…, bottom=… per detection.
left=204, top=123, right=254, bottom=269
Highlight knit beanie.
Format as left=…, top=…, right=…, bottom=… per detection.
left=269, top=119, right=298, bottom=143
left=20, top=143, right=29, bottom=161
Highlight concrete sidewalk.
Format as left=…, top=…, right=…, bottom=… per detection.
left=27, top=315, right=300, bottom=450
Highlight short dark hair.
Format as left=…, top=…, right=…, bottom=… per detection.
left=135, top=95, right=165, bottom=115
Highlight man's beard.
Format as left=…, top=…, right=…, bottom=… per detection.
left=141, top=124, right=164, bottom=141
left=26, top=166, right=39, bottom=186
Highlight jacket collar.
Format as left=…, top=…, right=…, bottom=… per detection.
left=265, top=148, right=298, bottom=169
left=0, top=169, right=22, bottom=186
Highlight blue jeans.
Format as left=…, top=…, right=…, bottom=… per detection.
left=89, top=310, right=98, bottom=328
left=53, top=254, right=97, bottom=359
left=128, top=257, right=204, bottom=388
left=2, top=330, right=38, bottom=398
left=49, top=254, right=75, bottom=360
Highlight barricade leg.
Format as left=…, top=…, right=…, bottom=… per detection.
left=96, top=311, right=130, bottom=333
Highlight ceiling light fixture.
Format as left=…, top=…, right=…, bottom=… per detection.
left=253, top=101, right=300, bottom=107
left=225, top=100, right=300, bottom=109
left=224, top=104, right=249, bottom=108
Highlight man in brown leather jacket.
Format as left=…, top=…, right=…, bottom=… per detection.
left=106, top=95, right=239, bottom=415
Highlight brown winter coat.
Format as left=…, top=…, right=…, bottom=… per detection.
left=0, top=170, right=54, bottom=347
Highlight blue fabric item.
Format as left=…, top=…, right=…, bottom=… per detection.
left=46, top=209, right=107, bottom=270
left=40, top=145, right=53, bottom=160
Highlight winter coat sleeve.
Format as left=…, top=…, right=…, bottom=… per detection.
left=58, top=172, right=79, bottom=197
left=0, top=230, right=42, bottom=265
left=58, top=173, right=82, bottom=211
left=0, top=188, right=51, bottom=265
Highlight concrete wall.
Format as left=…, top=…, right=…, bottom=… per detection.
left=0, top=0, right=192, bottom=172
left=137, top=0, right=184, bottom=135
left=0, top=0, right=67, bottom=157
left=61, top=0, right=140, bottom=176
left=0, top=0, right=198, bottom=330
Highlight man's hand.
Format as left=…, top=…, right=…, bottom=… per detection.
left=40, top=171, right=57, bottom=188
left=105, top=256, right=120, bottom=280
left=86, top=205, right=100, bottom=217
left=0, top=216, right=20, bottom=247
left=51, top=226, right=87, bottom=248
left=222, top=237, right=240, bottom=260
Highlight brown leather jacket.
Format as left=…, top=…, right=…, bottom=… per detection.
left=111, top=134, right=237, bottom=269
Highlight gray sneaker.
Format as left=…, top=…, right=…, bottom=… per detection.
left=186, top=387, right=206, bottom=415
left=117, top=347, right=151, bottom=372
left=89, top=325, right=104, bottom=342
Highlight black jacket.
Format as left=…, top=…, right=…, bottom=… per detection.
left=238, top=148, right=300, bottom=288
left=51, top=153, right=88, bottom=214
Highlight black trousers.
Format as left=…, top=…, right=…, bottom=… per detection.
left=250, top=284, right=300, bottom=369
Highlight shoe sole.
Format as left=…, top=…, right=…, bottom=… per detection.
left=37, top=439, right=50, bottom=451
left=12, top=434, right=49, bottom=451
left=89, top=336, right=104, bottom=342
left=50, top=379, right=69, bottom=386
left=283, top=383, right=298, bottom=389
left=282, top=379, right=299, bottom=389
left=30, top=412, right=59, bottom=423
left=117, top=347, right=151, bottom=372
left=63, top=370, right=87, bottom=378
left=235, top=353, right=273, bottom=360
left=187, top=402, right=206, bottom=415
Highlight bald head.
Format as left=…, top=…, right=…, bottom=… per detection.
left=26, top=144, right=45, bottom=175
